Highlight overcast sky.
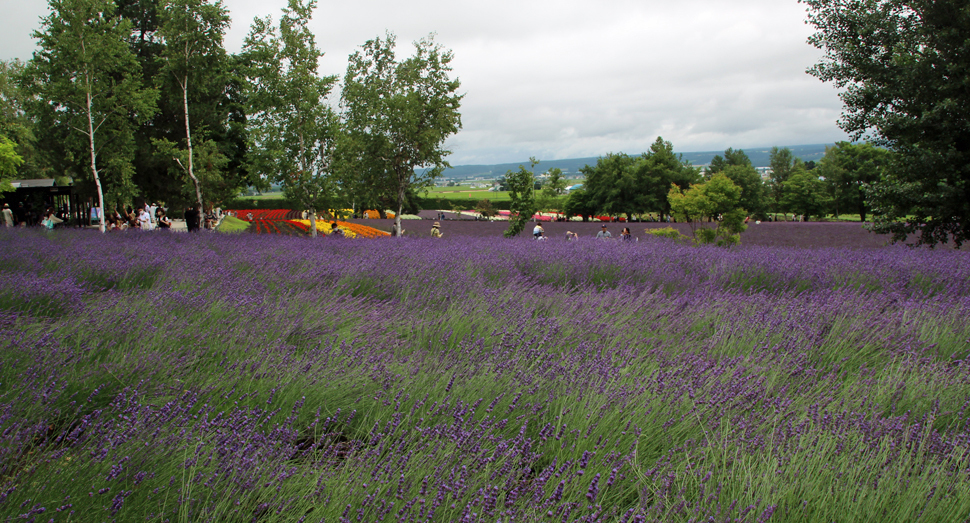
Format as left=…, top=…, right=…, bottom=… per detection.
left=2, top=0, right=849, bottom=166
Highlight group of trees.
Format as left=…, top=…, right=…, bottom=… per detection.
left=497, top=0, right=970, bottom=248
left=1, top=0, right=461, bottom=235
left=563, top=139, right=889, bottom=225
left=802, top=0, right=970, bottom=248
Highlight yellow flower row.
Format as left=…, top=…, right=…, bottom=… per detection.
left=291, top=220, right=390, bottom=239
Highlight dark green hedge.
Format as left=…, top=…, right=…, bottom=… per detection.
left=222, top=197, right=296, bottom=210
left=224, top=196, right=504, bottom=212
left=415, top=197, right=502, bottom=210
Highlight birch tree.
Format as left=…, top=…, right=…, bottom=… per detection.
left=23, top=0, right=157, bottom=232
left=156, top=0, right=229, bottom=229
left=242, top=0, right=339, bottom=237
left=340, top=33, right=462, bottom=236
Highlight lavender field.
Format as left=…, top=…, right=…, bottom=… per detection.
left=1, top=228, right=969, bottom=522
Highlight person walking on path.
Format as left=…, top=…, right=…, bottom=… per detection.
left=1, top=204, right=13, bottom=227
left=430, top=221, right=443, bottom=238
left=596, top=224, right=612, bottom=239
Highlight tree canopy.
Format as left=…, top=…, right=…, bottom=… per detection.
left=22, top=0, right=158, bottom=231
left=581, top=137, right=699, bottom=220
left=0, top=136, right=24, bottom=192
left=668, top=173, right=747, bottom=245
left=242, top=0, right=339, bottom=236
left=340, top=32, right=462, bottom=236
left=803, top=0, right=970, bottom=247
left=503, top=157, right=538, bottom=238
left=817, top=141, right=890, bottom=221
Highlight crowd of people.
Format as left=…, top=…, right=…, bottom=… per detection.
left=419, top=219, right=637, bottom=242
left=1, top=201, right=73, bottom=228
left=0, top=200, right=231, bottom=233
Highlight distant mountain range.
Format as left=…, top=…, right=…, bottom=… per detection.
left=436, top=144, right=831, bottom=180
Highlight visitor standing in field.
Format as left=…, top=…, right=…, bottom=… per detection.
left=596, top=224, right=612, bottom=239
left=565, top=230, right=578, bottom=241
left=620, top=227, right=632, bottom=241
left=185, top=206, right=199, bottom=232
left=1, top=204, right=13, bottom=227
left=431, top=221, right=442, bottom=238
left=15, top=203, right=26, bottom=226
left=138, top=207, right=153, bottom=231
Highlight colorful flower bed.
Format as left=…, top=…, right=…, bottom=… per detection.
left=228, top=209, right=389, bottom=238
left=361, top=210, right=396, bottom=219
left=289, top=219, right=389, bottom=238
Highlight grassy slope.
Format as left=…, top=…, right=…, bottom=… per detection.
left=215, top=215, right=250, bottom=233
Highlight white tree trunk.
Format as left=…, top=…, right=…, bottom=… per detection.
left=183, top=77, right=203, bottom=230
left=395, top=181, right=405, bottom=237
left=309, top=210, right=317, bottom=238
left=87, top=90, right=105, bottom=234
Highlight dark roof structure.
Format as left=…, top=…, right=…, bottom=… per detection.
left=10, top=179, right=57, bottom=188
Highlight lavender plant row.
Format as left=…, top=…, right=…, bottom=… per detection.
left=1, top=228, right=969, bottom=522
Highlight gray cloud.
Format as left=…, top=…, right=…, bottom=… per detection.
left=2, top=0, right=850, bottom=165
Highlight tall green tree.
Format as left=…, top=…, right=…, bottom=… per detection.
left=562, top=188, right=596, bottom=222
left=0, top=136, right=24, bottom=192
left=503, top=157, right=538, bottom=238
left=781, top=171, right=831, bottom=221
left=22, top=0, right=157, bottom=232
left=115, top=0, right=251, bottom=209
left=0, top=60, right=48, bottom=180
left=536, top=167, right=567, bottom=214
left=340, top=32, right=462, bottom=237
left=722, top=164, right=766, bottom=218
left=635, top=137, right=701, bottom=218
left=155, top=0, right=229, bottom=227
left=768, top=146, right=800, bottom=184
left=768, top=146, right=805, bottom=215
left=243, top=0, right=339, bottom=237
left=706, top=147, right=752, bottom=177
left=803, top=0, right=970, bottom=247
left=817, top=142, right=890, bottom=221
left=580, top=153, right=644, bottom=218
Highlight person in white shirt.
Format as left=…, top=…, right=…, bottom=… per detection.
left=2, top=204, right=13, bottom=227
left=138, top=208, right=154, bottom=231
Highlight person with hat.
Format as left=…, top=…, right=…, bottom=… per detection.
left=430, top=221, right=443, bottom=238
left=595, top=224, right=612, bottom=239
left=1, top=204, right=13, bottom=227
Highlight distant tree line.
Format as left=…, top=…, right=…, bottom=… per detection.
left=0, top=0, right=461, bottom=235
left=556, top=138, right=890, bottom=225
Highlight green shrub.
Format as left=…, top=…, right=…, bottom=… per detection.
left=696, top=228, right=717, bottom=244
left=716, top=233, right=741, bottom=246
left=645, top=227, right=689, bottom=242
